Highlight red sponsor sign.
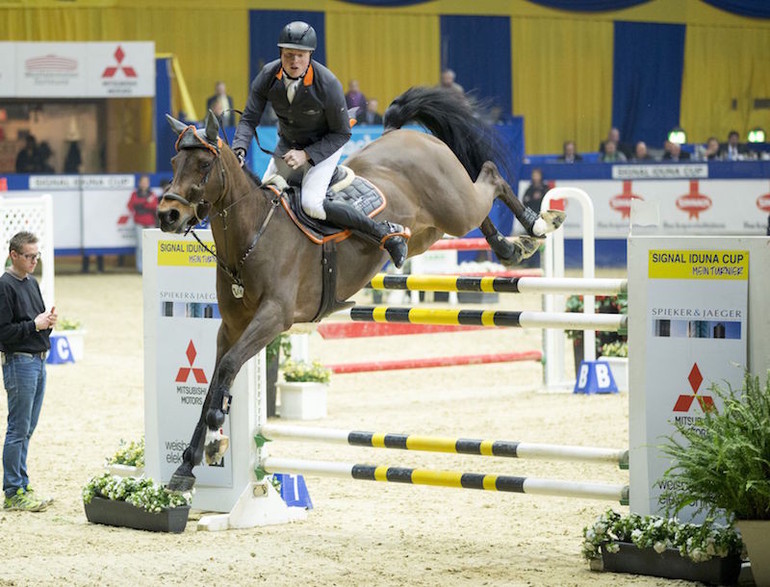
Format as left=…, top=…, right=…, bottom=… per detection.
left=676, top=180, right=712, bottom=220
left=757, top=193, right=770, bottom=213
left=609, top=181, right=643, bottom=219
left=175, top=340, right=208, bottom=384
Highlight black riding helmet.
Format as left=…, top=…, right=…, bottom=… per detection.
left=277, top=21, right=317, bottom=52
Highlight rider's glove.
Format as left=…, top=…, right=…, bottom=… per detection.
left=234, top=148, right=246, bottom=168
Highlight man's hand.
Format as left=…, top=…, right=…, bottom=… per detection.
left=283, top=149, right=309, bottom=170
left=234, top=148, right=247, bottom=168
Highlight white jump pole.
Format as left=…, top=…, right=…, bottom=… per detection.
left=541, top=187, right=596, bottom=391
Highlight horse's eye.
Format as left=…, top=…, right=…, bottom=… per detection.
left=200, top=161, right=211, bottom=170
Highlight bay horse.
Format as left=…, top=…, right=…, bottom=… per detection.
left=158, top=86, right=565, bottom=491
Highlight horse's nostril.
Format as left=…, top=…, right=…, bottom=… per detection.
left=167, top=209, right=180, bottom=222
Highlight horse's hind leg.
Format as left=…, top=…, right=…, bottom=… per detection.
left=478, top=162, right=565, bottom=237
left=479, top=216, right=540, bottom=266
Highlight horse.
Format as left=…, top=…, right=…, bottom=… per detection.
left=158, top=86, right=565, bottom=491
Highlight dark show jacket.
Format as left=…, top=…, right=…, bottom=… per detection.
left=232, top=59, right=351, bottom=166
left=0, top=271, right=50, bottom=354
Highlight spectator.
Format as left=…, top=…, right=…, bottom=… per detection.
left=0, top=231, right=56, bottom=512
left=359, top=99, right=383, bottom=125
left=662, top=141, right=690, bottom=162
left=632, top=141, right=654, bottom=162
left=344, top=80, right=367, bottom=115
left=206, top=81, right=235, bottom=127
left=719, top=130, right=749, bottom=161
left=703, top=136, right=721, bottom=160
left=127, top=174, right=159, bottom=274
left=522, top=168, right=549, bottom=214
left=600, top=140, right=627, bottom=163
left=37, top=142, right=55, bottom=174
left=438, top=69, right=464, bottom=94
left=599, top=128, right=633, bottom=160
left=558, top=140, right=582, bottom=163
left=15, top=136, right=39, bottom=173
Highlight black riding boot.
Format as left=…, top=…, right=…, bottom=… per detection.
left=323, top=199, right=409, bottom=268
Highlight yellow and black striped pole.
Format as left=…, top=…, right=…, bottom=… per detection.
left=369, top=274, right=627, bottom=295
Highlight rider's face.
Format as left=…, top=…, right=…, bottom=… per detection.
left=281, top=49, right=311, bottom=78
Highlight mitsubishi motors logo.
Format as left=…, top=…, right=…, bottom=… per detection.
left=673, top=363, right=715, bottom=412
left=102, top=46, right=137, bottom=78
left=176, top=341, right=208, bottom=384
left=610, top=181, right=643, bottom=219
left=676, top=181, right=712, bottom=220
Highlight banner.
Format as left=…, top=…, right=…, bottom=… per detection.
left=0, top=42, right=155, bottom=98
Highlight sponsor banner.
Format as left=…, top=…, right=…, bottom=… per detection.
left=29, top=174, right=135, bottom=190
left=6, top=42, right=154, bottom=98
left=157, top=240, right=218, bottom=267
left=519, top=179, right=770, bottom=237
left=644, top=248, right=747, bottom=521
left=612, top=164, right=709, bottom=180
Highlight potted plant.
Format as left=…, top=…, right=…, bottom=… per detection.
left=277, top=360, right=331, bottom=420
left=599, top=341, right=628, bottom=392
left=582, top=508, right=743, bottom=584
left=82, top=472, right=191, bottom=533
left=56, top=316, right=86, bottom=361
left=105, top=438, right=144, bottom=477
left=660, top=371, right=770, bottom=586
left=566, top=293, right=627, bottom=375
left=265, top=334, right=292, bottom=418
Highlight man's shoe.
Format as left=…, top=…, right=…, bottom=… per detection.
left=379, top=223, right=410, bottom=269
left=3, top=488, right=48, bottom=512
left=25, top=486, right=54, bottom=506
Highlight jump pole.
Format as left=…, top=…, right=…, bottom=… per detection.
left=259, top=458, right=629, bottom=503
left=326, top=350, right=542, bottom=373
left=258, top=424, right=629, bottom=468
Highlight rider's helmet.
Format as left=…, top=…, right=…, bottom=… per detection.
left=277, top=21, right=317, bottom=52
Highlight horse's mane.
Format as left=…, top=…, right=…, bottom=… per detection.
left=241, top=165, right=263, bottom=188
left=383, top=86, right=510, bottom=182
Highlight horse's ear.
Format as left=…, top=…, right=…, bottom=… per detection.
left=204, top=109, right=220, bottom=143
left=166, top=114, right=188, bottom=136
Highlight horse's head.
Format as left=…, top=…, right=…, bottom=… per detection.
left=158, top=110, right=230, bottom=233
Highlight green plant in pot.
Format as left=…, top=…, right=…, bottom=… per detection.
left=566, top=293, right=627, bottom=374
left=278, top=360, right=331, bottom=420
left=660, top=371, right=770, bottom=585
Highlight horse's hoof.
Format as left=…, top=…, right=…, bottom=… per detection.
left=204, top=434, right=230, bottom=465
left=532, top=210, right=566, bottom=237
left=206, top=408, right=226, bottom=429
left=499, top=236, right=540, bottom=267
left=167, top=470, right=196, bottom=493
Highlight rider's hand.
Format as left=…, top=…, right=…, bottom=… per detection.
left=234, top=148, right=247, bottom=168
left=283, top=149, right=309, bottom=170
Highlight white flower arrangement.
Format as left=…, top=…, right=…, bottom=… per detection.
left=105, top=438, right=145, bottom=468
left=82, top=473, right=191, bottom=513
left=582, top=509, right=743, bottom=563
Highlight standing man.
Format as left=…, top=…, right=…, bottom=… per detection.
left=0, top=232, right=56, bottom=512
left=232, top=21, right=408, bottom=267
left=127, top=174, right=158, bottom=274
left=206, top=82, right=235, bottom=127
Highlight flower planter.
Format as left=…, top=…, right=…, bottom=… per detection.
left=84, top=496, right=190, bottom=533
left=105, top=464, right=144, bottom=478
left=736, top=520, right=770, bottom=587
left=58, top=329, right=86, bottom=361
left=600, top=356, right=628, bottom=392
left=599, top=542, right=742, bottom=585
left=278, top=381, right=328, bottom=420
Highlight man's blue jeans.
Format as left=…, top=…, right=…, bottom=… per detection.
left=3, top=354, right=46, bottom=498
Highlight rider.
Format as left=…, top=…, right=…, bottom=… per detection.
left=232, top=21, right=408, bottom=267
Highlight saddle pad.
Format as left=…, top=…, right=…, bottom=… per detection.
left=280, top=170, right=387, bottom=245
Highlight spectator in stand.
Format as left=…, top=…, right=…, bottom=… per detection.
left=438, top=69, right=464, bottom=95
left=704, top=136, right=721, bottom=160
left=15, top=136, right=40, bottom=173
left=358, top=99, right=383, bottom=125
left=632, top=141, right=654, bottom=162
left=599, top=128, right=633, bottom=160
left=344, top=80, right=367, bottom=115
left=600, top=140, right=627, bottom=163
left=206, top=82, right=235, bottom=127
left=37, top=142, right=54, bottom=174
left=662, top=141, right=691, bottom=162
left=558, top=140, right=582, bottom=163
left=719, top=130, right=750, bottom=161
left=522, top=168, right=549, bottom=214
left=127, top=174, right=159, bottom=274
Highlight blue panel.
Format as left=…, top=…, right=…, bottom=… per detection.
left=439, top=15, right=512, bottom=116
left=527, top=0, right=651, bottom=10
left=155, top=57, right=175, bottom=174
left=612, top=22, right=685, bottom=148
left=249, top=10, right=326, bottom=85
left=700, top=0, right=770, bottom=18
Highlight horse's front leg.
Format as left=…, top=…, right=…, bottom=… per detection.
left=167, top=301, right=287, bottom=492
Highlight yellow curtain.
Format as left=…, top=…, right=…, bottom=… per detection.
left=326, top=12, right=440, bottom=115
left=512, top=17, right=613, bottom=155
left=681, top=25, right=770, bottom=144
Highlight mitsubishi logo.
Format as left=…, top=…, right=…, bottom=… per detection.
left=102, top=46, right=137, bottom=78
left=673, top=363, right=715, bottom=412
left=175, top=341, right=208, bottom=384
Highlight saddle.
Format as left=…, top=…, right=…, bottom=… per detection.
left=266, top=166, right=387, bottom=245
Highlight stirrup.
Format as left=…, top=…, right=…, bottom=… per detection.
left=378, top=223, right=411, bottom=249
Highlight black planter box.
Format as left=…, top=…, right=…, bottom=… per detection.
left=600, top=542, right=742, bottom=585
left=84, top=496, right=190, bottom=533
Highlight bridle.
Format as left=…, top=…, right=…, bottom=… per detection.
left=162, top=126, right=280, bottom=299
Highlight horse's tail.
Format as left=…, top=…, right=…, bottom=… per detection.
left=383, top=86, right=507, bottom=181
